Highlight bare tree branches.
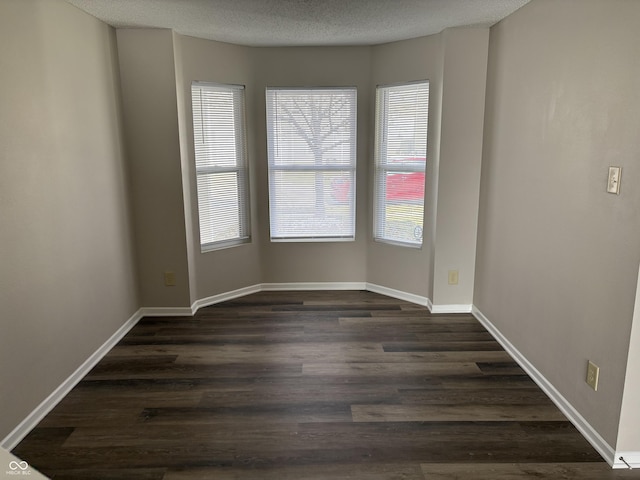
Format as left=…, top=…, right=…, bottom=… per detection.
left=271, top=89, right=355, bottom=219
left=276, top=91, right=353, bottom=161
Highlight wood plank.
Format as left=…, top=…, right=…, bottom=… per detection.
left=302, top=362, right=481, bottom=376
left=398, top=387, right=555, bottom=406
left=40, top=468, right=166, bottom=480
left=199, top=384, right=400, bottom=407
left=339, top=316, right=483, bottom=325
left=420, top=463, right=640, bottom=479
left=351, top=404, right=568, bottom=422
left=170, top=347, right=511, bottom=366
left=383, top=341, right=504, bottom=352
left=163, top=463, right=425, bottom=480
left=85, top=362, right=303, bottom=380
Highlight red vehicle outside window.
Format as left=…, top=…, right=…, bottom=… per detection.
left=331, top=157, right=425, bottom=203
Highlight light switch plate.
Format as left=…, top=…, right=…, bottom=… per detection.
left=607, top=166, right=621, bottom=194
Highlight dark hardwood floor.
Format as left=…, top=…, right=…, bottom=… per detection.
left=13, top=291, right=640, bottom=479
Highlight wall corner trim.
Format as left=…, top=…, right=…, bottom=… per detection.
left=613, top=451, right=640, bottom=469
left=139, top=306, right=194, bottom=317
left=471, top=305, right=617, bottom=467
left=0, top=309, right=144, bottom=451
left=191, top=284, right=262, bottom=312
left=365, top=283, right=430, bottom=307
left=430, top=304, right=472, bottom=314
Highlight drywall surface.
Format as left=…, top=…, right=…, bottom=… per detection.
left=367, top=36, right=440, bottom=298
left=617, top=263, right=640, bottom=452
left=172, top=31, right=199, bottom=306
left=426, top=34, right=445, bottom=302
left=251, top=47, right=371, bottom=284
left=0, top=0, right=139, bottom=439
left=173, top=34, right=263, bottom=300
left=116, top=29, right=191, bottom=307
left=431, top=27, right=489, bottom=307
left=475, top=0, right=640, bottom=446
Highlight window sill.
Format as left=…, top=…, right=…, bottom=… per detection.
left=270, top=237, right=355, bottom=243
left=201, top=237, right=251, bottom=253
left=373, top=237, right=423, bottom=249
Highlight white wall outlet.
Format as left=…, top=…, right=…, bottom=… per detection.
left=586, top=360, right=599, bottom=391
left=448, top=270, right=459, bottom=285
left=607, top=166, right=621, bottom=194
left=164, top=271, right=176, bottom=286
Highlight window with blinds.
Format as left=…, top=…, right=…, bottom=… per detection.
left=266, top=87, right=357, bottom=241
left=374, top=81, right=429, bottom=247
left=191, top=82, right=250, bottom=251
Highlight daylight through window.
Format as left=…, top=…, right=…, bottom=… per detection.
left=191, top=82, right=250, bottom=251
left=266, top=87, right=357, bottom=241
left=374, top=81, right=429, bottom=247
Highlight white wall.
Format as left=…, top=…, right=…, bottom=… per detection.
left=367, top=36, right=440, bottom=298
left=116, top=29, right=489, bottom=307
left=0, top=0, right=139, bottom=439
left=173, top=34, right=263, bottom=300
left=4, top=0, right=638, bottom=459
left=367, top=29, right=488, bottom=308
left=617, top=264, right=640, bottom=453
left=251, top=47, right=372, bottom=284
left=431, top=28, right=488, bottom=309
left=116, top=29, right=192, bottom=308
left=475, top=0, right=640, bottom=447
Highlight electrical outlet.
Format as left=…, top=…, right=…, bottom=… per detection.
left=448, top=270, right=459, bottom=285
left=586, top=361, right=599, bottom=391
left=164, top=271, right=176, bottom=287
left=607, top=166, right=621, bottom=194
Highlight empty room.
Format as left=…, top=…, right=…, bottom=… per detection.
left=1, top=0, right=639, bottom=478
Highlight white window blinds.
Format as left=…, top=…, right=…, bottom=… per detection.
left=266, top=87, right=357, bottom=241
left=191, top=82, right=250, bottom=251
left=374, top=81, right=429, bottom=247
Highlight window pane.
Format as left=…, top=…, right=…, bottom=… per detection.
left=197, top=172, right=241, bottom=245
left=193, top=89, right=239, bottom=169
left=266, top=88, right=357, bottom=241
left=383, top=86, right=428, bottom=164
left=269, top=170, right=355, bottom=239
left=192, top=82, right=250, bottom=250
left=374, top=82, right=429, bottom=246
left=379, top=171, right=424, bottom=245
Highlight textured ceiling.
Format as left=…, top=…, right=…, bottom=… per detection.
left=65, top=0, right=531, bottom=47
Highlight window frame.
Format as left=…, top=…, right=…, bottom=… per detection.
left=191, top=81, right=251, bottom=252
left=265, top=86, right=357, bottom=242
left=373, top=80, right=429, bottom=248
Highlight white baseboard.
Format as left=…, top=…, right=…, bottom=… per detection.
left=147, top=282, right=423, bottom=317
left=191, top=284, right=262, bottom=312
left=430, top=304, right=472, bottom=314
left=426, top=298, right=434, bottom=311
left=262, top=281, right=367, bottom=292
left=365, top=283, right=430, bottom=307
left=0, top=309, right=144, bottom=451
left=471, top=305, right=617, bottom=467
left=139, top=306, right=193, bottom=317
left=613, top=451, right=640, bottom=469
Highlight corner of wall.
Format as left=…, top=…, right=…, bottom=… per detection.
left=431, top=27, right=489, bottom=308
left=116, top=28, right=192, bottom=308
